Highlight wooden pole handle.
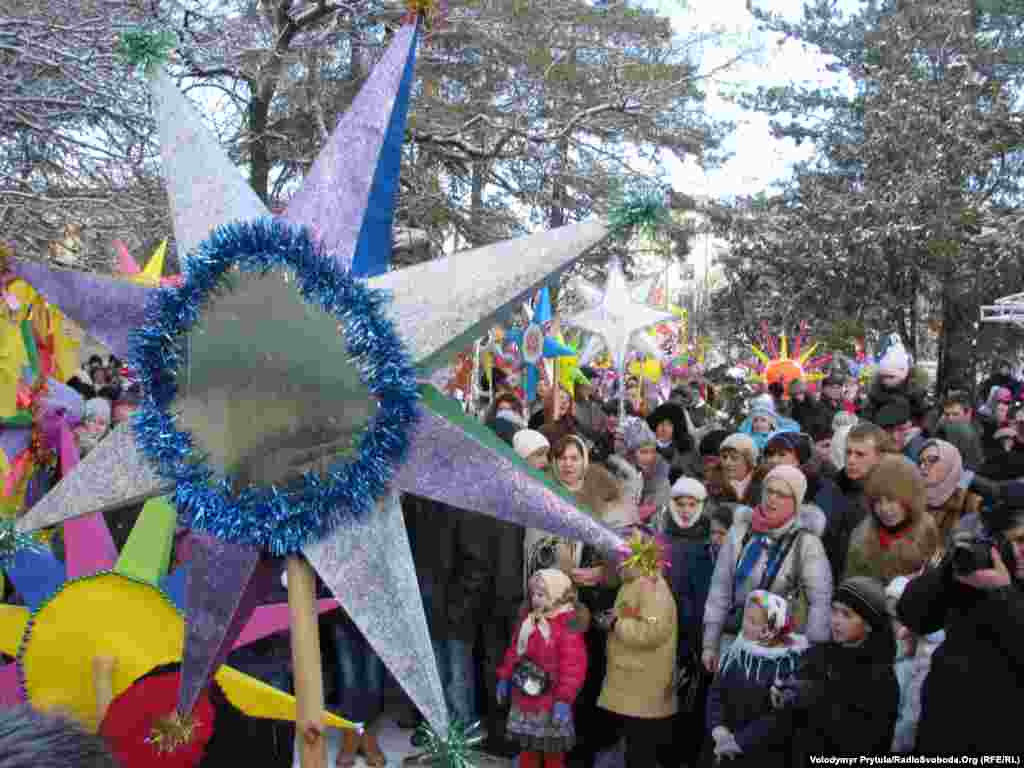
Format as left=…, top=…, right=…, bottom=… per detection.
left=287, top=555, right=327, bottom=768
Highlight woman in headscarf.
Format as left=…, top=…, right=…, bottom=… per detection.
left=702, top=466, right=833, bottom=674
left=917, top=439, right=981, bottom=546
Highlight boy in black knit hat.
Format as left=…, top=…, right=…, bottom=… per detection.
left=771, top=576, right=900, bottom=760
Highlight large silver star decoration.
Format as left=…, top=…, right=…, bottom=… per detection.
left=9, top=23, right=625, bottom=743
left=565, top=257, right=675, bottom=373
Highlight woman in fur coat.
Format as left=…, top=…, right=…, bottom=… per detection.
left=845, top=455, right=940, bottom=583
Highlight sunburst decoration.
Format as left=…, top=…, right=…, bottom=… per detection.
left=0, top=496, right=349, bottom=738
left=741, top=321, right=832, bottom=392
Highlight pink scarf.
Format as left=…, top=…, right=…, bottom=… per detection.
left=751, top=504, right=797, bottom=534
left=923, top=439, right=962, bottom=508
left=731, top=474, right=752, bottom=502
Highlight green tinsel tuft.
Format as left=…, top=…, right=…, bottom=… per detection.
left=412, top=719, right=484, bottom=768
left=115, top=29, right=178, bottom=73
left=607, top=187, right=670, bottom=240
left=0, top=519, right=44, bottom=569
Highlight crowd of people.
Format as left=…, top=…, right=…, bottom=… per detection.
left=397, top=341, right=1023, bottom=767
left=4, top=345, right=1024, bottom=768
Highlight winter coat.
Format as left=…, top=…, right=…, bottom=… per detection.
left=977, top=441, right=1024, bottom=481
left=448, top=507, right=525, bottom=640
left=497, top=605, right=589, bottom=714
left=598, top=573, right=678, bottom=719
left=817, top=395, right=843, bottom=427
left=641, top=454, right=672, bottom=513
left=654, top=442, right=689, bottom=484
left=568, top=462, right=626, bottom=524
left=648, top=403, right=695, bottom=482
left=832, top=469, right=869, bottom=574
left=403, top=494, right=460, bottom=629
left=665, top=517, right=715, bottom=663
left=845, top=500, right=940, bottom=584
left=703, top=504, right=833, bottom=652
left=928, top=487, right=981, bottom=548
left=785, top=632, right=899, bottom=760
left=701, top=636, right=807, bottom=768
left=526, top=461, right=625, bottom=586
left=891, top=630, right=944, bottom=754
left=801, top=458, right=857, bottom=581
left=897, top=562, right=1024, bottom=756
left=935, top=421, right=985, bottom=471
left=789, top=395, right=825, bottom=433
left=859, top=370, right=929, bottom=424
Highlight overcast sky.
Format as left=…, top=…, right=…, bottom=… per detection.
left=654, top=0, right=854, bottom=200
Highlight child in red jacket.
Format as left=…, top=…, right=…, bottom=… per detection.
left=497, top=568, right=588, bottom=768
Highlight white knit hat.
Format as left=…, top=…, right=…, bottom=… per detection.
left=513, top=429, right=550, bottom=460
left=763, top=465, right=808, bottom=508
left=720, top=432, right=758, bottom=465
left=671, top=476, right=707, bottom=501
left=879, top=346, right=910, bottom=381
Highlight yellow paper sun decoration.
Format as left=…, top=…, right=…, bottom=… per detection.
left=745, top=322, right=832, bottom=394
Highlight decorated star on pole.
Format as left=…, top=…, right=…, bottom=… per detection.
left=565, top=256, right=675, bottom=376
left=11, top=19, right=626, bottom=767
left=504, top=287, right=574, bottom=403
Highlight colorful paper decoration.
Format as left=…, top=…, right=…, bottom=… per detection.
left=504, top=287, right=574, bottom=403
left=115, top=239, right=184, bottom=288
left=0, top=497, right=346, bottom=733
left=741, top=321, right=833, bottom=394
left=11, top=19, right=626, bottom=764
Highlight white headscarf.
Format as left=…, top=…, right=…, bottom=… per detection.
left=517, top=569, right=575, bottom=655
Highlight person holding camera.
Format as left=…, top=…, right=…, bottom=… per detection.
left=895, top=503, right=1024, bottom=756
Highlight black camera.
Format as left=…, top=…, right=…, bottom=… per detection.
left=527, top=537, right=560, bottom=575
left=951, top=536, right=998, bottom=576
left=949, top=501, right=1019, bottom=576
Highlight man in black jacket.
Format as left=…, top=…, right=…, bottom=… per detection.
left=897, top=503, right=1024, bottom=756
left=833, top=422, right=890, bottom=577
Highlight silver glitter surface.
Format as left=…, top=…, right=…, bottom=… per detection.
left=150, top=69, right=270, bottom=264
left=283, top=24, right=416, bottom=273
left=371, top=218, right=609, bottom=373
left=393, top=405, right=625, bottom=555
left=16, top=424, right=167, bottom=534
left=304, top=490, right=449, bottom=734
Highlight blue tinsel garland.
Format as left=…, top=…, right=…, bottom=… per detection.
left=128, top=218, right=420, bottom=556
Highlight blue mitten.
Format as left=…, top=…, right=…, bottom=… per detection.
left=552, top=701, right=572, bottom=725
left=496, top=680, right=510, bottom=704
